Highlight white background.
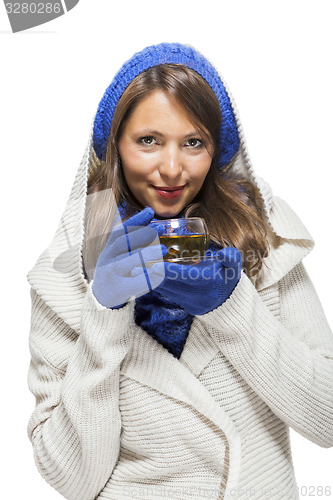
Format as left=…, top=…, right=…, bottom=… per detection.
left=1, top=0, right=332, bottom=498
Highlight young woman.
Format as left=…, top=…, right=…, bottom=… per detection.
left=27, top=43, right=333, bottom=500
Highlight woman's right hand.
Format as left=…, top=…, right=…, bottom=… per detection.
left=91, top=207, right=166, bottom=308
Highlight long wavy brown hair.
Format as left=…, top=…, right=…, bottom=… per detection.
left=83, top=64, right=269, bottom=281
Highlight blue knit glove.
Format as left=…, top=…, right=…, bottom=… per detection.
left=92, top=207, right=166, bottom=309
left=153, top=247, right=242, bottom=316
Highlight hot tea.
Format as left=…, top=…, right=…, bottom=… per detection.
left=149, top=217, right=210, bottom=264
left=160, top=233, right=208, bottom=261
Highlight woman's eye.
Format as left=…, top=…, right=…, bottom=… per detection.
left=185, top=138, right=203, bottom=148
left=140, top=136, right=156, bottom=146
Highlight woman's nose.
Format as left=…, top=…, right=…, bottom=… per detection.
left=158, top=145, right=182, bottom=179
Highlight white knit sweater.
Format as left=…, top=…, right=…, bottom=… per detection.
left=27, top=112, right=333, bottom=499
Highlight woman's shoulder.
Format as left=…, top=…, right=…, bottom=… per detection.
left=253, top=177, right=315, bottom=291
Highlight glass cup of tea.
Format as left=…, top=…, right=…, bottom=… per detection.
left=151, top=217, right=210, bottom=264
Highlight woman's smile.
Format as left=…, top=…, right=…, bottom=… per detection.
left=118, top=90, right=213, bottom=218
left=151, top=184, right=186, bottom=200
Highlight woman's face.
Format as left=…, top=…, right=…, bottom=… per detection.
left=118, top=90, right=213, bottom=218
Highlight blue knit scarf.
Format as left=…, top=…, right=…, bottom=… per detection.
left=135, top=291, right=194, bottom=359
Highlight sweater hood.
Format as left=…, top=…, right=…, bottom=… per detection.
left=27, top=42, right=314, bottom=331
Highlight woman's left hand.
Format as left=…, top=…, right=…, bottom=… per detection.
left=153, top=247, right=242, bottom=315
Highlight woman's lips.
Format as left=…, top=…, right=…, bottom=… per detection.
left=152, top=185, right=186, bottom=200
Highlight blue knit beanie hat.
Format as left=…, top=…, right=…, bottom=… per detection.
left=93, top=42, right=240, bottom=167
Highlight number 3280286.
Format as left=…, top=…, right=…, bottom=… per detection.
left=5, top=3, right=62, bottom=14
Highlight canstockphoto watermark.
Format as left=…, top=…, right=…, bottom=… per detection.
left=122, top=485, right=224, bottom=499
left=121, top=484, right=333, bottom=498
left=4, top=0, right=80, bottom=33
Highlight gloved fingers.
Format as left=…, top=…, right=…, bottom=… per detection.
left=106, top=242, right=165, bottom=275
left=154, top=276, right=198, bottom=304
left=103, top=225, right=162, bottom=261
left=94, top=254, right=166, bottom=308
left=165, top=260, right=219, bottom=280
left=149, top=261, right=166, bottom=276
left=152, top=261, right=182, bottom=278
left=148, top=222, right=171, bottom=237
left=136, top=243, right=168, bottom=264
left=152, top=262, right=209, bottom=290
left=105, top=273, right=156, bottom=308
left=95, top=251, right=141, bottom=276
left=130, top=248, right=169, bottom=278
left=216, top=247, right=242, bottom=268
left=101, top=207, right=155, bottom=250
left=122, top=206, right=155, bottom=228
left=219, top=265, right=241, bottom=285
left=125, top=225, right=163, bottom=254
left=130, top=264, right=166, bottom=292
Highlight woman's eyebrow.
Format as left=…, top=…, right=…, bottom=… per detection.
left=134, top=129, right=202, bottom=138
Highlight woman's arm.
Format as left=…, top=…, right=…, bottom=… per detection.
left=198, top=262, right=333, bottom=447
left=27, top=285, right=134, bottom=500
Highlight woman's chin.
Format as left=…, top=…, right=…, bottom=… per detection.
left=152, top=208, right=183, bottom=219
left=147, top=202, right=183, bottom=219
